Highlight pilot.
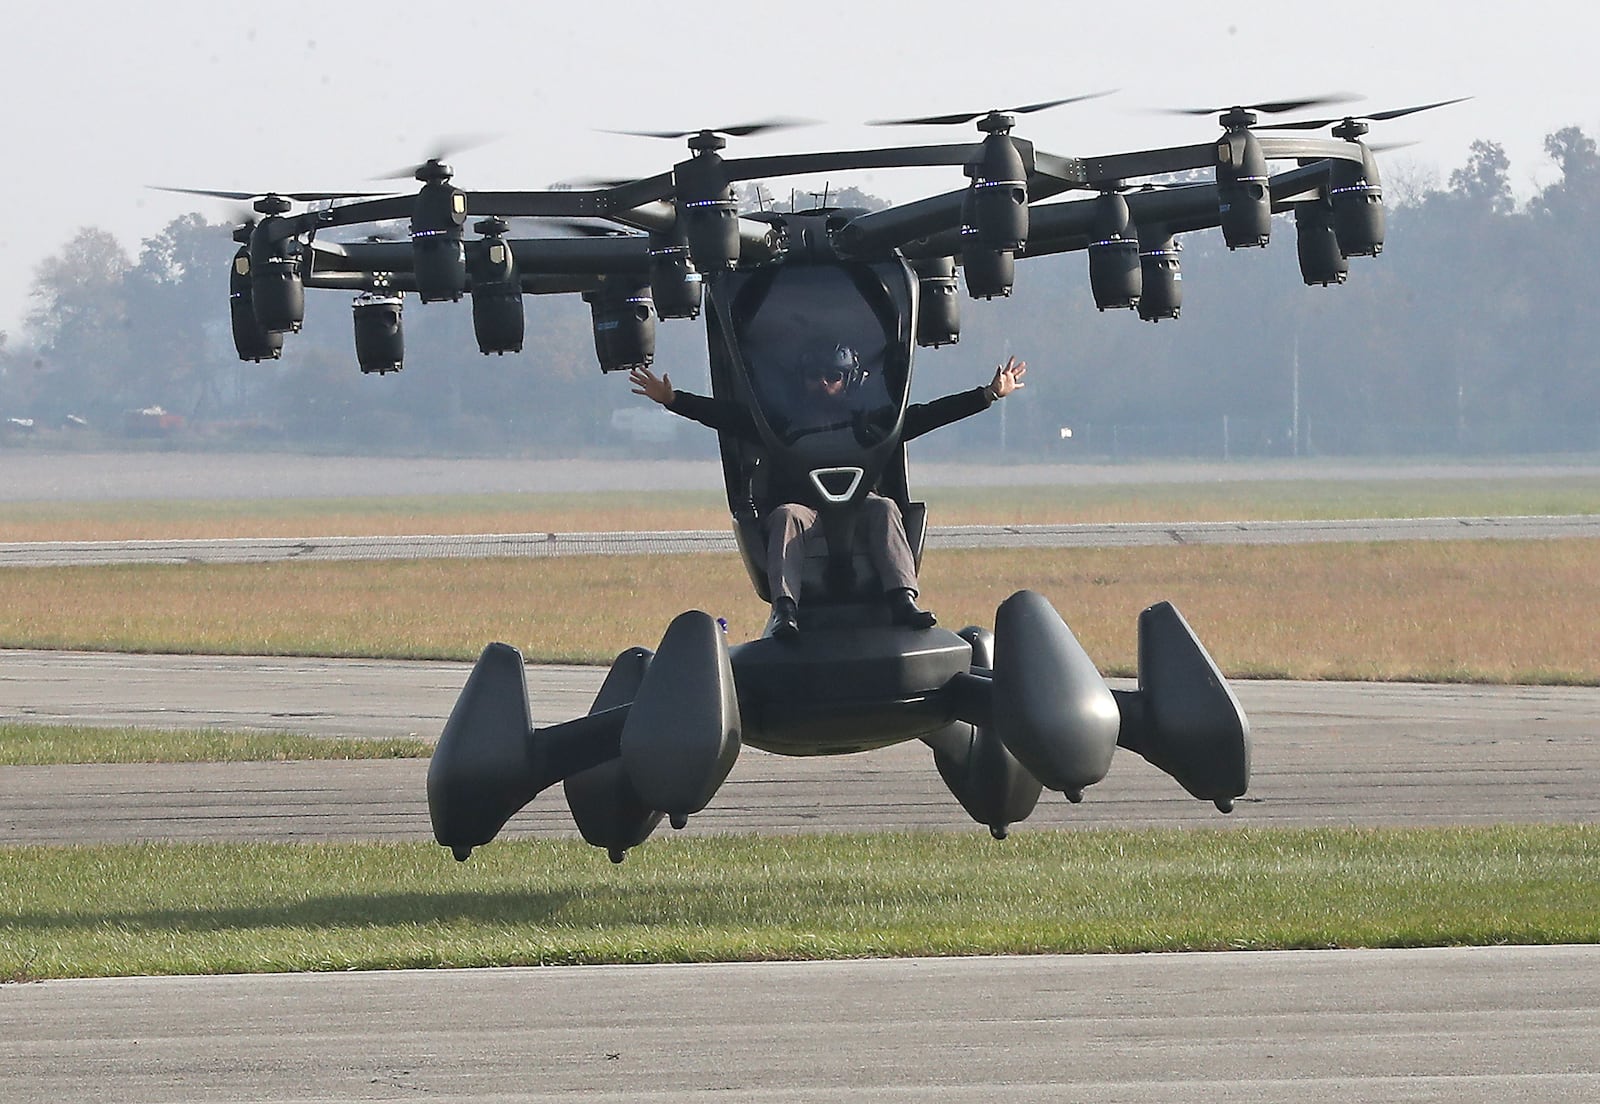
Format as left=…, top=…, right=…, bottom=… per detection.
left=629, top=351, right=1025, bottom=639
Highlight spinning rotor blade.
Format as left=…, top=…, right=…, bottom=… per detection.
left=151, top=185, right=385, bottom=203
left=372, top=133, right=501, bottom=181
left=1256, top=97, right=1472, bottom=131
left=867, top=91, right=1114, bottom=127
left=601, top=117, right=817, bottom=140
left=541, top=218, right=644, bottom=238
left=1163, top=93, right=1362, bottom=117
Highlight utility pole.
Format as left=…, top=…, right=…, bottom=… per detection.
left=1291, top=332, right=1301, bottom=458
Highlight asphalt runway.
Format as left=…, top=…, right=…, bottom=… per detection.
left=5, top=946, right=1596, bottom=1103
left=4, top=651, right=1600, bottom=845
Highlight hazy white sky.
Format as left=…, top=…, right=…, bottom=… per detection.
left=1, top=0, right=1592, bottom=333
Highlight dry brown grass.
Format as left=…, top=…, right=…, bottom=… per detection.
left=0, top=539, right=1594, bottom=682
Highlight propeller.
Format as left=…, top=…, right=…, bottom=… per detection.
left=600, top=117, right=816, bottom=140
left=550, top=175, right=641, bottom=190
left=372, top=134, right=501, bottom=181
left=868, top=92, right=1114, bottom=128
left=1255, top=97, right=1472, bottom=131
left=151, top=185, right=385, bottom=203
left=540, top=218, right=643, bottom=238
left=1162, top=93, right=1363, bottom=118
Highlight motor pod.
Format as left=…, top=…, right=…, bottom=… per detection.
left=1330, top=138, right=1385, bottom=257
left=411, top=168, right=469, bottom=302
left=228, top=246, right=283, bottom=361
left=960, top=188, right=1015, bottom=299
left=648, top=225, right=703, bottom=320
left=352, top=291, right=404, bottom=375
left=1295, top=200, right=1349, bottom=286
left=910, top=256, right=961, bottom=347
left=1137, top=228, right=1182, bottom=321
left=469, top=217, right=525, bottom=355
left=584, top=280, right=657, bottom=372
left=1088, top=192, right=1141, bottom=312
left=427, top=642, right=540, bottom=860
left=675, top=138, right=740, bottom=271
left=990, top=590, right=1119, bottom=795
left=1112, top=601, right=1250, bottom=811
left=969, top=129, right=1029, bottom=251
left=564, top=647, right=665, bottom=863
left=1216, top=127, right=1272, bottom=249
left=962, top=243, right=1014, bottom=300
left=924, top=626, right=1043, bottom=839
left=619, top=610, right=741, bottom=821
left=247, top=219, right=304, bottom=333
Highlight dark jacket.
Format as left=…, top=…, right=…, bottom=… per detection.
left=665, top=385, right=995, bottom=443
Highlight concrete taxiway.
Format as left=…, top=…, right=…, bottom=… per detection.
left=4, top=947, right=1596, bottom=1103
left=3, top=652, right=1599, bottom=843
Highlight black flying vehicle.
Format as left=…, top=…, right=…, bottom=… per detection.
left=178, top=94, right=1464, bottom=861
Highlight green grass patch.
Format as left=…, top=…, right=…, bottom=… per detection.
left=0, top=722, right=431, bottom=766
left=2, top=826, right=1593, bottom=980
left=4, top=477, right=1598, bottom=541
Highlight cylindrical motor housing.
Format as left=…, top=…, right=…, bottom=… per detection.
left=412, top=180, right=469, bottom=302
left=910, top=256, right=960, bottom=347
left=1330, top=143, right=1385, bottom=257
left=585, top=281, right=657, bottom=372
left=469, top=226, right=524, bottom=354
left=649, top=231, right=703, bottom=320
left=228, top=247, right=283, bottom=361
left=676, top=151, right=740, bottom=272
left=1216, top=129, right=1272, bottom=249
left=472, top=289, right=524, bottom=355
left=246, top=217, right=305, bottom=333
left=970, top=132, right=1029, bottom=250
left=352, top=292, right=405, bottom=375
left=1295, top=201, right=1349, bottom=286
left=1137, top=230, right=1182, bottom=321
left=1087, top=191, right=1140, bottom=311
left=962, top=239, right=1014, bottom=300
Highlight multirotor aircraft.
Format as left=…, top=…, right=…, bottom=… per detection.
left=189, top=94, right=1463, bottom=862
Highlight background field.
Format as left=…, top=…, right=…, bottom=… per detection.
left=3, top=473, right=1597, bottom=980
left=4, top=475, right=1600, bottom=540
left=0, top=539, right=1595, bottom=682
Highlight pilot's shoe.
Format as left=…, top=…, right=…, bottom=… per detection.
left=888, top=588, right=937, bottom=630
left=772, top=597, right=800, bottom=640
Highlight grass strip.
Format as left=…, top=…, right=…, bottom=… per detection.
left=3, top=477, right=1598, bottom=541
left=0, top=723, right=430, bottom=766
left=2, top=826, right=1594, bottom=981
left=0, top=539, right=1596, bottom=682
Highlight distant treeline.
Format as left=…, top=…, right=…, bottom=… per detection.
left=2, top=131, right=1596, bottom=459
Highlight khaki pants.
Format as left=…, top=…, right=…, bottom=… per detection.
left=765, top=493, right=918, bottom=603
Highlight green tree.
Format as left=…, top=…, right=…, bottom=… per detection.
left=25, top=227, right=134, bottom=421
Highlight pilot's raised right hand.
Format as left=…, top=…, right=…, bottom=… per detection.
left=629, top=365, right=675, bottom=407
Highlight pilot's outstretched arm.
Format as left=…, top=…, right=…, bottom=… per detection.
left=902, top=356, right=1026, bottom=441
left=629, top=365, right=757, bottom=439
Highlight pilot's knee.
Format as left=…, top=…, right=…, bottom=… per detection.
left=768, top=502, right=812, bottom=537
left=862, top=495, right=903, bottom=526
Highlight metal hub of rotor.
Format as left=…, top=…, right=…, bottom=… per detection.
left=415, top=158, right=454, bottom=184
left=688, top=130, right=728, bottom=155
left=978, top=112, right=1017, bottom=135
